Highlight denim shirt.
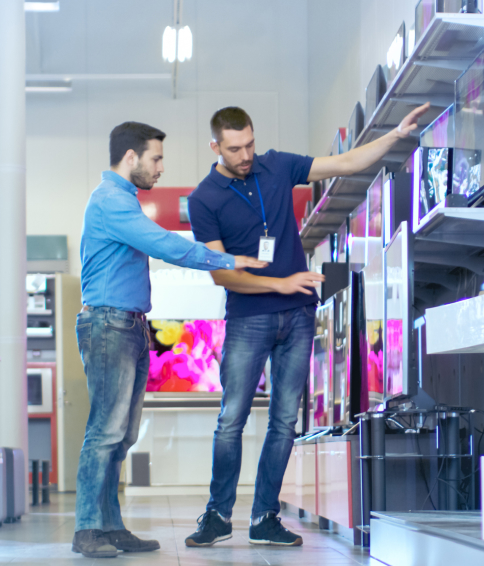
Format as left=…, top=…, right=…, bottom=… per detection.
left=80, top=171, right=235, bottom=313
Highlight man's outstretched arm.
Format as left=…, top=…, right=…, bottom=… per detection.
left=307, top=102, right=430, bottom=182
left=205, top=240, right=325, bottom=295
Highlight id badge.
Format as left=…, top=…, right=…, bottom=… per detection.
left=258, top=236, right=276, bottom=262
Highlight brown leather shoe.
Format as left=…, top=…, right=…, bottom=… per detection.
left=72, top=529, right=118, bottom=558
left=104, top=529, right=160, bottom=552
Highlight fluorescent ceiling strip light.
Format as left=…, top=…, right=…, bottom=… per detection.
left=26, top=80, right=72, bottom=93
left=25, top=2, right=60, bottom=12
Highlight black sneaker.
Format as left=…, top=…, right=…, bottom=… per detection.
left=249, top=513, right=303, bottom=546
left=185, top=510, right=232, bottom=547
left=72, top=529, right=118, bottom=558
left=104, top=529, right=160, bottom=552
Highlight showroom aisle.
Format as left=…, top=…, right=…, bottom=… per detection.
left=0, top=493, right=377, bottom=565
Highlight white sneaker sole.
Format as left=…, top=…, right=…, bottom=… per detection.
left=185, top=534, right=232, bottom=547
left=248, top=537, right=303, bottom=546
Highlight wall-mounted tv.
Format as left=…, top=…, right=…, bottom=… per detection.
left=366, top=169, right=384, bottom=266
left=147, top=319, right=266, bottom=393
left=420, top=104, right=455, bottom=148
left=415, top=0, right=475, bottom=44
left=386, top=22, right=406, bottom=88
left=348, top=199, right=367, bottom=273
left=337, top=220, right=348, bottom=264
left=384, top=221, right=417, bottom=403
left=313, top=300, right=334, bottom=429
left=347, top=102, right=365, bottom=151
left=365, top=65, right=387, bottom=127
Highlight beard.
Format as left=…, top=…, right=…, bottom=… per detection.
left=130, top=163, right=155, bottom=190
left=221, top=157, right=253, bottom=178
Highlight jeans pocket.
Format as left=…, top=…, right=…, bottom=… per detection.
left=106, top=314, right=136, bottom=331
left=302, top=304, right=316, bottom=318
left=76, top=323, right=92, bottom=370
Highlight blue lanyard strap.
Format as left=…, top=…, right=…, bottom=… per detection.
left=228, top=174, right=268, bottom=236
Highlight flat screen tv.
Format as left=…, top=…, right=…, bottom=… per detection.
left=420, top=104, right=455, bottom=148
left=348, top=199, right=367, bottom=273
left=365, top=65, right=387, bottom=127
left=386, top=22, right=406, bottom=88
left=313, top=300, right=334, bottom=429
left=361, top=251, right=384, bottom=410
left=333, top=272, right=361, bottom=425
left=384, top=221, right=417, bottom=403
left=455, top=50, right=484, bottom=205
left=347, top=102, right=365, bottom=151
left=415, top=0, right=471, bottom=43
left=366, top=169, right=384, bottom=266
left=337, top=220, right=348, bottom=264
left=147, top=319, right=266, bottom=393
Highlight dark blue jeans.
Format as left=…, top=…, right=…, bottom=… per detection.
left=74, top=307, right=150, bottom=532
left=207, top=304, right=316, bottom=519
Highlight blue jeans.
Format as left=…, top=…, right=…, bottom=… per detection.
left=74, top=307, right=150, bottom=532
left=207, top=304, right=316, bottom=519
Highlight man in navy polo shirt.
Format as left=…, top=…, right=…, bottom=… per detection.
left=185, top=104, right=429, bottom=547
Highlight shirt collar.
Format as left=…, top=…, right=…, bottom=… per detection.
left=102, top=170, right=139, bottom=196
left=209, top=154, right=263, bottom=188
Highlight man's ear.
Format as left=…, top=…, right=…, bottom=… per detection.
left=210, top=141, right=221, bottom=156
left=124, top=149, right=138, bottom=167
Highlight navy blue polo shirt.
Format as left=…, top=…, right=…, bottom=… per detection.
left=188, top=150, right=318, bottom=319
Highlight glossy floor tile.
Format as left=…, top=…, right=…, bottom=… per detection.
left=0, top=493, right=380, bottom=565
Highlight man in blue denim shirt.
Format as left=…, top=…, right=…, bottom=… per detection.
left=185, top=104, right=429, bottom=547
left=73, top=121, right=267, bottom=559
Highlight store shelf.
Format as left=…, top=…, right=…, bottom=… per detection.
left=300, top=13, right=484, bottom=250
left=414, top=208, right=484, bottom=275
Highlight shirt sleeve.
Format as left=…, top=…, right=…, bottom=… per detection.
left=100, top=190, right=235, bottom=271
left=187, top=194, right=222, bottom=244
left=277, top=151, right=314, bottom=187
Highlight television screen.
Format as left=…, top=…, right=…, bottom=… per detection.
left=313, top=301, right=334, bottom=429
left=337, top=221, right=348, bottom=264
left=333, top=287, right=349, bottom=425
left=347, top=102, right=365, bottom=151
left=366, top=170, right=384, bottom=266
left=348, top=199, right=367, bottom=273
left=455, top=51, right=484, bottom=204
left=146, top=319, right=266, bottom=393
left=415, top=0, right=436, bottom=43
left=365, top=65, right=387, bottom=127
left=420, top=104, right=455, bottom=148
left=386, top=22, right=406, bottom=88
left=384, top=221, right=416, bottom=402
left=362, top=252, right=384, bottom=409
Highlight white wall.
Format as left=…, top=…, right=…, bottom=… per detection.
left=308, top=0, right=417, bottom=157
left=26, top=0, right=309, bottom=277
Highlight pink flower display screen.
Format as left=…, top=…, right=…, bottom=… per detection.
left=146, top=319, right=266, bottom=393
left=386, top=319, right=403, bottom=398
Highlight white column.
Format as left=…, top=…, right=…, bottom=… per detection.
left=0, top=0, right=28, bottom=476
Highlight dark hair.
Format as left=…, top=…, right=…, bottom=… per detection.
left=109, top=121, right=166, bottom=166
left=210, top=107, right=253, bottom=143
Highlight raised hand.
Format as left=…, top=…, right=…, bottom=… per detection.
left=234, top=256, right=269, bottom=270
left=274, top=272, right=326, bottom=296
left=396, top=102, right=431, bottom=139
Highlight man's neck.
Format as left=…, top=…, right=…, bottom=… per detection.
left=110, top=166, right=131, bottom=184
left=215, top=163, right=246, bottom=181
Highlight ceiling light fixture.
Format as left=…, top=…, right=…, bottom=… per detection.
left=25, top=2, right=60, bottom=12
left=162, top=25, right=192, bottom=63
left=25, top=80, right=72, bottom=93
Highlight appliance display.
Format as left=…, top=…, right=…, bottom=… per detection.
left=455, top=50, right=484, bottom=205
left=146, top=319, right=266, bottom=393
left=333, top=273, right=361, bottom=426
left=386, top=22, right=406, bottom=88
left=383, top=171, right=414, bottom=247
left=365, top=65, right=387, bottom=127
left=313, top=300, right=334, bottom=429
left=337, top=220, right=348, bottom=264
left=366, top=169, right=384, bottom=266
left=384, top=221, right=417, bottom=403
left=415, top=0, right=479, bottom=43
left=347, top=102, right=365, bottom=151
left=420, top=104, right=455, bottom=148
left=27, top=368, right=53, bottom=414
left=361, top=252, right=384, bottom=409
left=348, top=199, right=367, bottom=273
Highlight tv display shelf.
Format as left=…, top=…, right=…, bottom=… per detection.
left=300, top=13, right=484, bottom=251
left=414, top=208, right=484, bottom=275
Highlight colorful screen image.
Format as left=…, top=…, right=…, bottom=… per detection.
left=452, top=148, right=483, bottom=200
left=349, top=199, right=367, bottom=273
left=386, top=319, right=403, bottom=398
left=146, top=319, right=266, bottom=393
left=419, top=147, right=451, bottom=221
left=366, top=171, right=383, bottom=266
left=313, top=303, right=333, bottom=428
left=366, top=320, right=384, bottom=404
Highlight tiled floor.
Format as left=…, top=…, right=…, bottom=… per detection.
left=0, top=493, right=382, bottom=565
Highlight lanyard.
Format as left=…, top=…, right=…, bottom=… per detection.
left=228, top=174, right=268, bottom=236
